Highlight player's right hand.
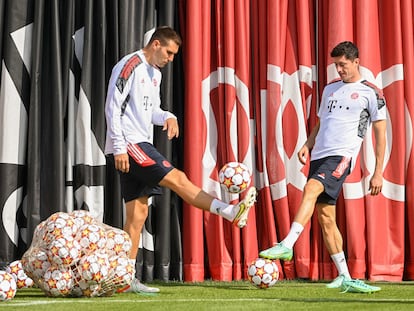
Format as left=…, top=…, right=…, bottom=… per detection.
left=114, top=153, right=130, bottom=173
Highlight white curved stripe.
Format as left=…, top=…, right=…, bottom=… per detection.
left=10, top=23, right=33, bottom=74
left=76, top=87, right=106, bottom=166
left=0, top=63, right=28, bottom=164
left=138, top=224, right=154, bottom=251
left=201, top=70, right=220, bottom=197
left=257, top=90, right=268, bottom=192
left=343, top=177, right=405, bottom=201
left=267, top=64, right=313, bottom=193
left=66, top=71, right=77, bottom=212
left=73, top=27, right=84, bottom=66
left=382, top=179, right=405, bottom=201
left=327, top=63, right=404, bottom=88
left=234, top=71, right=254, bottom=167
left=405, top=101, right=413, bottom=169
left=2, top=187, right=24, bottom=245
left=361, top=64, right=404, bottom=89
left=298, top=64, right=315, bottom=88
left=143, top=28, right=155, bottom=46
left=267, top=64, right=283, bottom=85
left=201, top=67, right=255, bottom=197
left=270, top=179, right=287, bottom=200
left=74, top=185, right=104, bottom=222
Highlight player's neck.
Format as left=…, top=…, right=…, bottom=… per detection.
left=343, top=73, right=361, bottom=83
left=141, top=47, right=154, bottom=66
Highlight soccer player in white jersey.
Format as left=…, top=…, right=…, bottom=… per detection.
left=259, top=41, right=386, bottom=293
left=105, top=26, right=257, bottom=294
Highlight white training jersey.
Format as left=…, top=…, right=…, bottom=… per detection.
left=311, top=79, right=386, bottom=164
left=105, top=50, right=176, bottom=155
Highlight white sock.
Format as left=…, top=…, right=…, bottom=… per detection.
left=281, top=222, right=304, bottom=249
left=129, top=259, right=137, bottom=279
left=210, top=199, right=234, bottom=221
left=331, top=252, right=351, bottom=278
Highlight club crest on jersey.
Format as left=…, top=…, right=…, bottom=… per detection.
left=351, top=92, right=359, bottom=99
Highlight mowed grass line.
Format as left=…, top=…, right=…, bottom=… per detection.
left=2, top=280, right=414, bottom=311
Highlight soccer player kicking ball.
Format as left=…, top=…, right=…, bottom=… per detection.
left=259, top=41, right=386, bottom=293
left=105, top=26, right=257, bottom=294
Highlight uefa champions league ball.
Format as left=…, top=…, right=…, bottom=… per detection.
left=76, top=223, right=107, bottom=253
left=21, top=247, right=51, bottom=281
left=0, top=271, right=17, bottom=301
left=108, top=255, right=135, bottom=288
left=219, top=162, right=251, bottom=194
left=78, top=250, right=110, bottom=283
left=43, top=212, right=78, bottom=244
left=247, top=258, right=279, bottom=289
left=6, top=260, right=34, bottom=289
left=40, top=265, right=74, bottom=297
left=47, top=236, right=82, bottom=266
left=70, top=210, right=96, bottom=228
left=105, top=227, right=132, bottom=257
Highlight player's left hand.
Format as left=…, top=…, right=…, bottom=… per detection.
left=368, top=173, right=383, bottom=196
left=163, top=117, right=179, bottom=140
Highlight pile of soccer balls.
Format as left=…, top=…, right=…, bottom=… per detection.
left=1, top=210, right=134, bottom=299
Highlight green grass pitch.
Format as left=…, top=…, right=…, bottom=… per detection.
left=2, top=280, right=414, bottom=311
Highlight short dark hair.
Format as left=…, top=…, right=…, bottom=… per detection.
left=148, top=26, right=182, bottom=47
left=330, top=41, right=359, bottom=60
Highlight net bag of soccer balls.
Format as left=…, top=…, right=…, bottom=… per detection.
left=219, top=162, right=252, bottom=194
left=247, top=258, right=279, bottom=289
left=20, top=210, right=134, bottom=297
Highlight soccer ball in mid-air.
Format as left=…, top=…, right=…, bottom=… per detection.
left=247, top=258, right=279, bottom=289
left=219, top=162, right=251, bottom=194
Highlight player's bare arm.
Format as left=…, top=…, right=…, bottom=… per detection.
left=298, top=121, right=320, bottom=165
left=369, top=119, right=386, bottom=195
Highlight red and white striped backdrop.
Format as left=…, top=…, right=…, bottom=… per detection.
left=182, top=0, right=414, bottom=282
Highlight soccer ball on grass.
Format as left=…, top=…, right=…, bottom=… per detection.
left=6, top=260, right=34, bottom=289
left=247, top=258, right=279, bottom=289
left=0, top=271, right=17, bottom=301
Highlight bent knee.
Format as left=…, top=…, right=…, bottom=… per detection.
left=161, top=168, right=190, bottom=189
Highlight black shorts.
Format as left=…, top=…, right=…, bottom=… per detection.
left=108, top=142, right=175, bottom=202
left=308, top=156, right=351, bottom=205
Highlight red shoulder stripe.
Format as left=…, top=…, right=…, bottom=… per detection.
left=116, top=54, right=142, bottom=93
